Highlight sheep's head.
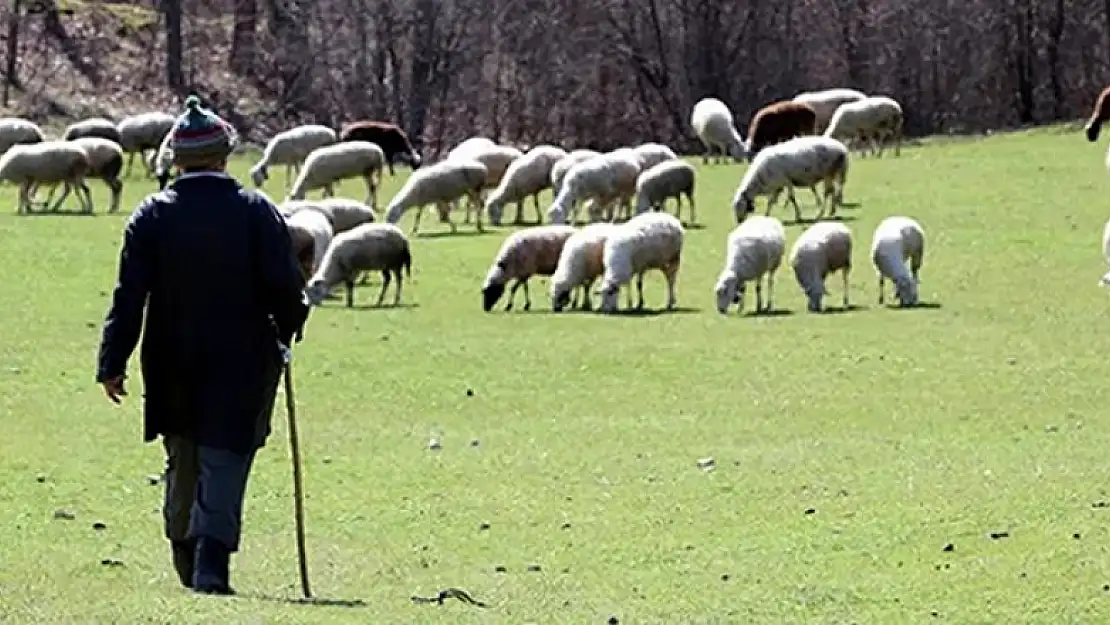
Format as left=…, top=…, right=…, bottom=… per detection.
left=1087, top=120, right=1102, bottom=143
left=486, top=197, right=505, bottom=226
left=546, top=203, right=566, bottom=225
left=732, top=193, right=755, bottom=224
left=303, top=280, right=330, bottom=306
left=598, top=284, right=621, bottom=313
left=894, top=276, right=919, bottom=307
left=482, top=262, right=507, bottom=311
left=550, top=284, right=572, bottom=312
left=714, top=274, right=740, bottom=314
left=249, top=163, right=268, bottom=187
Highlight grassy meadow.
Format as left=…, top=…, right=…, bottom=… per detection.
left=3, top=126, right=1110, bottom=623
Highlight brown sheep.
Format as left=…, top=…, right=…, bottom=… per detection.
left=1085, top=86, right=1110, bottom=142
left=746, top=101, right=818, bottom=155
left=338, top=121, right=422, bottom=175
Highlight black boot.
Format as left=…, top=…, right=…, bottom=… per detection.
left=192, top=536, right=235, bottom=596
left=170, top=539, right=196, bottom=588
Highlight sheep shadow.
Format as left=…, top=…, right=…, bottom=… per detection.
left=783, top=214, right=858, bottom=226
left=681, top=222, right=708, bottom=230
left=241, top=593, right=369, bottom=609
left=884, top=301, right=943, bottom=311
left=742, top=308, right=795, bottom=318
left=344, top=302, right=420, bottom=311
left=818, top=304, right=867, bottom=315
left=838, top=201, right=863, bottom=209
left=15, top=209, right=99, bottom=217
left=415, top=229, right=496, bottom=239
left=608, top=306, right=702, bottom=317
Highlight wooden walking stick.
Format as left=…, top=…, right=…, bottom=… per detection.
left=283, top=360, right=312, bottom=599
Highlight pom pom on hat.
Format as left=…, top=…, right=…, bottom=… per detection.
left=169, top=95, right=236, bottom=168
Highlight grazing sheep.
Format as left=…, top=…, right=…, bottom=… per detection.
left=287, top=141, right=385, bottom=207
left=338, top=120, right=422, bottom=175
left=0, top=117, right=45, bottom=154
left=303, top=223, right=412, bottom=308
left=714, top=215, right=786, bottom=315
left=285, top=207, right=335, bottom=278
left=549, top=222, right=621, bottom=312
left=63, top=117, right=121, bottom=144
left=116, top=112, right=175, bottom=177
left=384, top=158, right=487, bottom=234
left=824, top=95, right=904, bottom=157
left=282, top=197, right=376, bottom=234
left=630, top=142, right=678, bottom=171
left=792, top=88, right=868, bottom=134
left=598, top=211, right=685, bottom=313
left=1086, top=85, right=1110, bottom=142
left=634, top=160, right=697, bottom=224
left=448, top=144, right=523, bottom=225
left=550, top=149, right=601, bottom=196
left=482, top=224, right=577, bottom=312
left=68, top=137, right=124, bottom=213
left=250, top=124, right=338, bottom=189
left=732, top=135, right=850, bottom=224
left=870, top=216, right=925, bottom=307
left=549, top=150, right=641, bottom=225
left=151, top=128, right=175, bottom=190
left=485, top=144, right=568, bottom=226
left=446, top=136, right=497, bottom=161
left=690, top=98, right=746, bottom=164
left=790, top=221, right=853, bottom=312
left=0, top=141, right=92, bottom=214
left=746, top=100, right=818, bottom=155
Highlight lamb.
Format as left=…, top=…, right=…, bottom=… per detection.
left=714, top=215, right=786, bottom=315
left=549, top=222, right=621, bottom=312
left=0, top=117, right=45, bottom=154
left=482, top=224, right=578, bottom=312
left=790, top=221, right=853, bottom=312
left=597, top=211, right=685, bottom=313
left=630, top=142, right=678, bottom=171
left=746, top=100, right=818, bottom=155
left=287, top=141, right=385, bottom=208
left=384, top=158, right=488, bottom=235
left=116, top=112, right=175, bottom=176
left=303, top=223, right=412, bottom=308
left=634, top=160, right=696, bottom=224
left=250, top=124, right=338, bottom=189
left=1086, top=85, right=1110, bottom=142
left=485, top=144, right=568, bottom=226
left=732, top=135, right=850, bottom=224
left=690, top=98, right=746, bottom=164
left=870, top=216, right=925, bottom=307
left=550, top=149, right=601, bottom=196
left=824, top=95, right=904, bottom=157
left=282, top=197, right=376, bottom=234
left=63, top=117, right=121, bottom=144
left=548, top=151, right=640, bottom=225
left=0, top=140, right=92, bottom=214
left=284, top=207, right=335, bottom=279
left=338, top=120, right=422, bottom=175
left=792, top=88, right=868, bottom=134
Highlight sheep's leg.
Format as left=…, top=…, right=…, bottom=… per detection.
left=810, top=185, right=822, bottom=207
left=440, top=201, right=458, bottom=233
left=50, top=181, right=74, bottom=213
left=80, top=180, right=95, bottom=214
left=634, top=274, right=645, bottom=310
left=664, top=266, right=678, bottom=310
left=345, top=279, right=356, bottom=308
left=580, top=281, right=594, bottom=311
left=878, top=274, right=885, bottom=305
left=521, top=280, right=532, bottom=311
left=764, top=189, right=780, bottom=217
left=687, top=192, right=697, bottom=225
left=375, top=270, right=391, bottom=307
left=411, top=205, right=425, bottom=235
left=470, top=191, right=485, bottom=232
left=787, top=187, right=804, bottom=223
left=532, top=194, right=543, bottom=224
left=755, top=279, right=763, bottom=313
left=125, top=151, right=135, bottom=177
left=17, top=183, right=29, bottom=214
left=512, top=200, right=525, bottom=225
left=393, top=268, right=404, bottom=306
left=108, top=177, right=122, bottom=213
left=842, top=269, right=851, bottom=309
left=766, top=270, right=776, bottom=312
left=505, top=280, right=519, bottom=312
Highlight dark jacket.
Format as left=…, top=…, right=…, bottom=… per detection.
left=96, top=172, right=309, bottom=454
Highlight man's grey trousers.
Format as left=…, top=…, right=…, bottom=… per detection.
left=162, top=435, right=257, bottom=552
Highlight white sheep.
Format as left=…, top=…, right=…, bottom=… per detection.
left=598, top=211, right=685, bottom=313
left=634, top=160, right=697, bottom=224
left=792, top=88, right=868, bottom=134
left=824, top=95, right=904, bottom=157
left=287, top=141, right=385, bottom=207
left=150, top=128, right=174, bottom=186
left=446, top=136, right=497, bottom=161
left=714, top=215, right=786, bottom=315
left=30, top=137, right=124, bottom=213
left=485, top=144, right=568, bottom=226
left=63, top=117, right=121, bottom=143
left=285, top=207, right=335, bottom=278
left=550, top=149, right=601, bottom=196
left=548, top=151, right=640, bottom=225
left=870, top=216, right=925, bottom=307
left=549, top=222, right=621, bottom=312
left=116, top=112, right=175, bottom=177
left=630, top=142, right=679, bottom=171
left=790, top=221, right=853, bottom=312
left=482, top=224, right=578, bottom=312
left=384, top=158, right=487, bottom=235
left=0, top=117, right=45, bottom=154
left=303, top=223, right=413, bottom=308
left=0, top=141, right=92, bottom=214
left=448, top=144, right=523, bottom=225
left=690, top=98, right=747, bottom=164
left=732, top=135, right=850, bottom=224
left=282, top=197, right=376, bottom=234
left=250, top=124, right=338, bottom=189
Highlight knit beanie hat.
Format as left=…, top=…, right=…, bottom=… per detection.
left=169, top=95, right=237, bottom=169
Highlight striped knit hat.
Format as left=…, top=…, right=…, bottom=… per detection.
left=169, top=95, right=237, bottom=168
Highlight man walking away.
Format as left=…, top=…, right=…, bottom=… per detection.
left=95, top=96, right=309, bottom=595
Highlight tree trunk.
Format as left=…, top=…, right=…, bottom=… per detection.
left=229, top=0, right=257, bottom=75
left=4, top=0, right=22, bottom=106
left=164, top=0, right=184, bottom=90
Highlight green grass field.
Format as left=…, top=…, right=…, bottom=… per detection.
left=3, top=126, right=1110, bottom=624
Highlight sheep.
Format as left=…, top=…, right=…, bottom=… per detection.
left=550, top=149, right=601, bottom=196
left=824, top=95, right=904, bottom=157
left=630, top=142, right=678, bottom=171
left=690, top=98, right=746, bottom=164
left=384, top=158, right=488, bottom=235
left=548, top=151, right=640, bottom=225
left=448, top=144, right=523, bottom=225
left=0, top=117, right=45, bottom=154
left=446, top=136, right=497, bottom=161
left=634, top=160, right=697, bottom=224
left=792, top=88, right=868, bottom=134
left=870, top=216, right=925, bottom=307
left=250, top=124, right=338, bottom=189
left=116, top=112, right=175, bottom=177
left=598, top=211, right=685, bottom=313
left=1086, top=85, right=1110, bottom=142
left=57, top=137, right=123, bottom=213
left=485, top=144, right=568, bottom=226
left=732, top=135, right=850, bottom=224
left=482, top=224, right=578, bottom=312
left=0, top=141, right=92, bottom=214
left=714, top=215, right=786, bottom=315
left=284, top=207, right=335, bottom=279
left=303, top=223, right=412, bottom=308
left=338, top=120, right=422, bottom=175
left=151, top=128, right=175, bottom=190
left=282, top=197, right=376, bottom=234
left=549, top=222, right=621, bottom=312
left=287, top=141, right=385, bottom=208
left=790, top=221, right=853, bottom=312
left=63, top=117, right=121, bottom=144
left=746, top=100, right=818, bottom=155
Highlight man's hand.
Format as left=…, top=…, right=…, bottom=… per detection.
left=101, top=376, right=127, bottom=404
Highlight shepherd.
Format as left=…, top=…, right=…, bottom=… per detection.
left=95, top=96, right=309, bottom=595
